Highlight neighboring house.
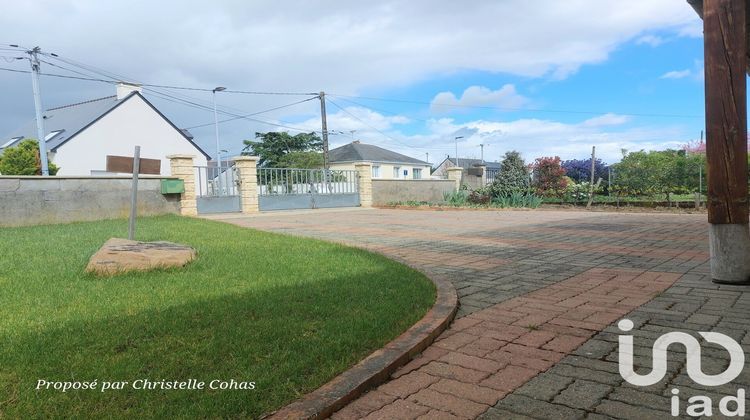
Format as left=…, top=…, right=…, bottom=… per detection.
left=329, top=141, right=431, bottom=180
left=432, top=157, right=501, bottom=178
left=0, top=82, right=210, bottom=175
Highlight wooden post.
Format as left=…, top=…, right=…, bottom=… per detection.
left=586, top=146, right=596, bottom=208
left=703, top=0, right=750, bottom=283
left=128, top=146, right=140, bottom=240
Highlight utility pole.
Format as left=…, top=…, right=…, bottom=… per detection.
left=480, top=144, right=485, bottom=162
left=425, top=152, right=429, bottom=164
left=319, top=91, right=329, bottom=170
left=212, top=86, right=226, bottom=194
left=454, top=136, right=464, bottom=167
left=28, top=47, right=49, bottom=176
left=586, top=146, right=596, bottom=208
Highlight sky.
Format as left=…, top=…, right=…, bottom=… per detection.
left=0, top=0, right=706, bottom=165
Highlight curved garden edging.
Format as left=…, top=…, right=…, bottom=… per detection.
left=265, top=273, right=458, bottom=420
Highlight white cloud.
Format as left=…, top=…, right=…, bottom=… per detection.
left=660, top=69, right=691, bottom=79
left=0, top=0, right=703, bottom=153
left=278, top=107, right=689, bottom=165
left=430, top=85, right=528, bottom=114
left=636, top=35, right=665, bottom=47
left=581, top=113, right=631, bottom=127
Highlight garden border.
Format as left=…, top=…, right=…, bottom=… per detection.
left=265, top=262, right=458, bottom=420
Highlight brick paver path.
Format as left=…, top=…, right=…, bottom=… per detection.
left=207, top=209, right=750, bottom=419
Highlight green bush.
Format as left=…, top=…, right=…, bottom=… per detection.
left=443, top=189, right=469, bottom=205
left=468, top=186, right=492, bottom=204
left=0, top=139, right=59, bottom=175
left=492, top=192, right=542, bottom=208
left=489, top=151, right=530, bottom=198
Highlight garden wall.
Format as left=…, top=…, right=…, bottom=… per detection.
left=0, top=176, right=181, bottom=227
left=372, top=179, right=456, bottom=205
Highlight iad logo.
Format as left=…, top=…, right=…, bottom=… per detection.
left=617, top=319, right=747, bottom=417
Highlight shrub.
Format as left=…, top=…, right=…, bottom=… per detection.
left=492, top=192, right=542, bottom=208
left=561, top=158, right=608, bottom=184
left=468, top=187, right=492, bottom=205
left=532, top=156, right=567, bottom=197
left=489, top=151, right=530, bottom=198
left=0, top=139, right=59, bottom=175
left=443, top=190, right=469, bottom=206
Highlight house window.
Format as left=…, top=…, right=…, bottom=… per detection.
left=393, top=166, right=400, bottom=178
left=44, top=130, right=64, bottom=141
left=0, top=137, right=22, bottom=149
left=413, top=168, right=422, bottom=179
left=372, top=165, right=380, bottom=178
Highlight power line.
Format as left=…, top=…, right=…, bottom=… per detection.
left=328, top=93, right=703, bottom=119
left=144, top=87, right=320, bottom=134
left=40, top=52, right=317, bottom=96
left=183, top=96, right=319, bottom=129
left=326, top=98, right=451, bottom=151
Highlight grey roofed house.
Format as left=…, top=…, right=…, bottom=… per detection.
left=1, top=96, right=122, bottom=152
left=0, top=92, right=208, bottom=158
left=329, top=141, right=429, bottom=165
left=439, top=157, right=501, bottom=170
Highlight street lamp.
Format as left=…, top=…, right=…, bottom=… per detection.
left=212, top=86, right=226, bottom=194
left=212, top=87, right=226, bottom=168
left=454, top=136, right=464, bottom=167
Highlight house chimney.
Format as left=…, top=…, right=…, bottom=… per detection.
left=116, top=82, right=142, bottom=100
left=352, top=140, right=360, bottom=144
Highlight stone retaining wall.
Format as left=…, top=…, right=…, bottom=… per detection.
left=372, top=179, right=457, bottom=205
left=0, top=176, right=180, bottom=227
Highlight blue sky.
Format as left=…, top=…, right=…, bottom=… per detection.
left=0, top=1, right=706, bottom=165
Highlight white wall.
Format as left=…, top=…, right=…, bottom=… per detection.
left=53, top=95, right=208, bottom=175
left=330, top=162, right=431, bottom=180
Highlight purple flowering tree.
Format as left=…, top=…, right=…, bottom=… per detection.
left=561, top=158, right=609, bottom=183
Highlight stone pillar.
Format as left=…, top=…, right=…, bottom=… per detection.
left=234, top=156, right=260, bottom=214
left=477, top=164, right=487, bottom=186
left=447, top=167, right=463, bottom=191
left=354, top=162, right=373, bottom=207
left=167, top=154, right=197, bottom=216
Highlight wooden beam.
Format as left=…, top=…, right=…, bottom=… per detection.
left=703, top=0, right=750, bottom=283
left=704, top=0, right=749, bottom=224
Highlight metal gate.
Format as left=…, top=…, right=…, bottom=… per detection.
left=258, top=168, right=359, bottom=211
left=195, top=165, right=241, bottom=214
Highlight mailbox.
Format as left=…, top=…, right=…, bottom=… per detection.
left=160, top=179, right=185, bottom=194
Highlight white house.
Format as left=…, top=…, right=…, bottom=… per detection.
left=329, top=141, right=431, bottom=180
left=0, top=82, right=210, bottom=175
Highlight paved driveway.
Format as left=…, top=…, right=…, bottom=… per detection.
left=208, top=208, right=750, bottom=419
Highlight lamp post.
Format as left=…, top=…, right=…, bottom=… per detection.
left=212, top=86, right=226, bottom=194
left=212, top=87, right=226, bottom=167
left=454, top=136, right=464, bottom=167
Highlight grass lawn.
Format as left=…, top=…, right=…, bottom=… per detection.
left=0, top=215, right=435, bottom=418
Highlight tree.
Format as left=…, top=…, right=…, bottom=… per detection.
left=242, top=131, right=323, bottom=167
left=612, top=149, right=702, bottom=204
left=277, top=151, right=323, bottom=169
left=0, top=139, right=59, bottom=175
left=561, top=158, right=609, bottom=183
left=532, top=156, right=568, bottom=197
left=489, top=151, right=530, bottom=198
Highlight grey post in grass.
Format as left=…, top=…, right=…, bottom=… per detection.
left=128, top=146, right=141, bottom=240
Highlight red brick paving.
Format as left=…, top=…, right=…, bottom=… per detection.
left=330, top=268, right=679, bottom=420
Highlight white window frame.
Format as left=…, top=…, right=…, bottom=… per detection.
left=372, top=165, right=380, bottom=178
left=393, top=166, right=401, bottom=178
left=1, top=137, right=21, bottom=149
left=413, top=168, right=422, bottom=179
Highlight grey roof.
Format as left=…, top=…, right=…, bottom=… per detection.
left=2, top=96, right=121, bottom=152
left=329, top=142, right=429, bottom=165
left=443, top=157, right=501, bottom=170
left=1, top=92, right=210, bottom=159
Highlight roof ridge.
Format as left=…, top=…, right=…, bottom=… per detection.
left=47, top=95, right=117, bottom=111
